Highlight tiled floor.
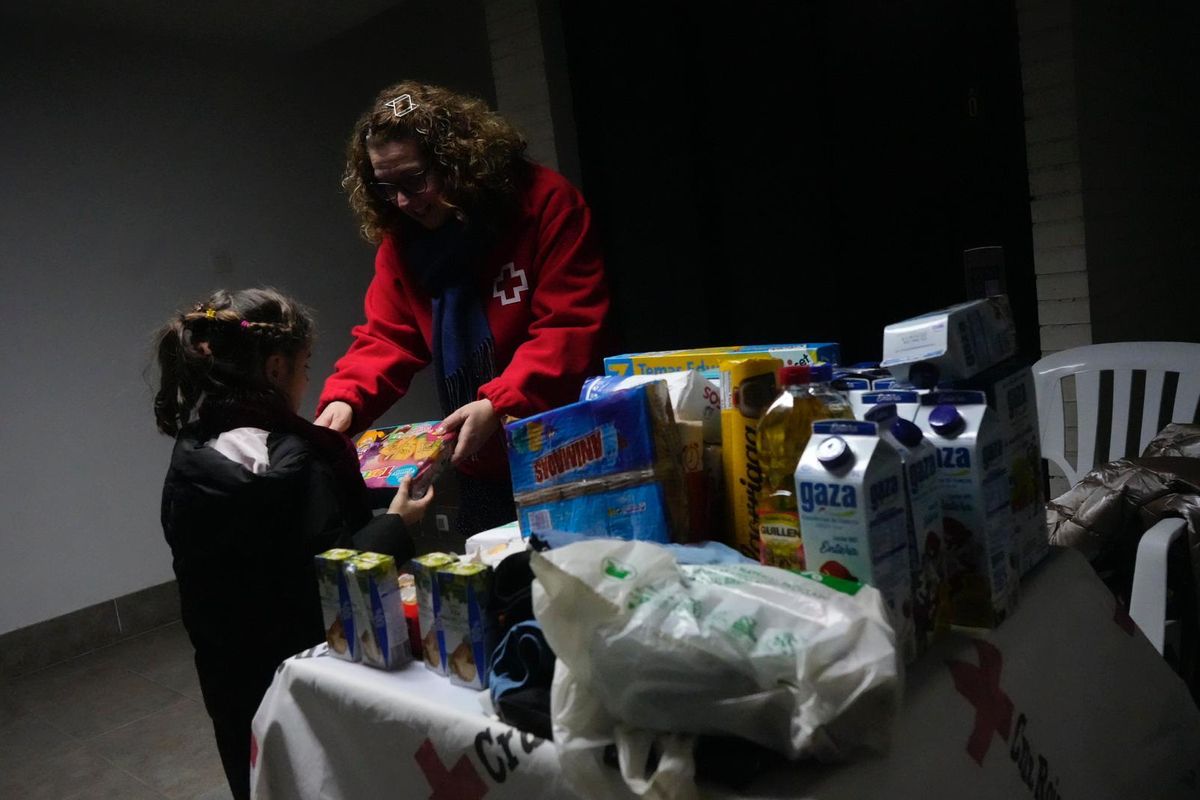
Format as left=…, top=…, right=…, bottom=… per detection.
left=0, top=623, right=233, bottom=799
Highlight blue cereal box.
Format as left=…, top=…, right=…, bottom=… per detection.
left=505, top=382, right=685, bottom=541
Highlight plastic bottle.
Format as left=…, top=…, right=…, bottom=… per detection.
left=756, top=364, right=854, bottom=569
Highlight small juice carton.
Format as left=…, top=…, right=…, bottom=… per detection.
left=436, top=563, right=494, bottom=690
left=795, top=420, right=918, bottom=663
left=314, top=548, right=360, bottom=661
left=345, top=553, right=412, bottom=670
left=411, top=553, right=457, bottom=675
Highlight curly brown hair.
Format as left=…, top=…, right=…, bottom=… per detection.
left=343, top=81, right=530, bottom=243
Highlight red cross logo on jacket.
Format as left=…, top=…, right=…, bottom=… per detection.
left=493, top=262, right=529, bottom=306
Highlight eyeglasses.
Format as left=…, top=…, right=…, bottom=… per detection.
left=366, top=169, right=431, bottom=203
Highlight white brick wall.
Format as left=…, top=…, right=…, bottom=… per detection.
left=1018, top=0, right=1090, bottom=496
left=484, top=0, right=559, bottom=170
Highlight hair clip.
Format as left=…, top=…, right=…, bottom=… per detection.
left=240, top=320, right=250, bottom=329
left=385, top=94, right=418, bottom=118
left=204, top=308, right=216, bottom=320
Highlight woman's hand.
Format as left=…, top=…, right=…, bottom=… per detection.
left=437, top=398, right=500, bottom=465
left=387, top=475, right=435, bottom=526
left=315, top=401, right=354, bottom=433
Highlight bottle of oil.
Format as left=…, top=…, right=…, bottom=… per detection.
left=756, top=364, right=854, bottom=569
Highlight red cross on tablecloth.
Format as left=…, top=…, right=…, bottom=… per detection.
left=415, top=738, right=488, bottom=800
left=946, top=640, right=1015, bottom=766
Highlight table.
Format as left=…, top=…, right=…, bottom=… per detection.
left=251, top=549, right=1200, bottom=799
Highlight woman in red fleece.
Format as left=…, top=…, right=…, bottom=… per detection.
left=316, top=81, right=611, bottom=535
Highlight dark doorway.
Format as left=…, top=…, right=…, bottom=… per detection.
left=560, top=0, right=1037, bottom=364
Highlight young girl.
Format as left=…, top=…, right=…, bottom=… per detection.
left=154, top=288, right=430, bottom=800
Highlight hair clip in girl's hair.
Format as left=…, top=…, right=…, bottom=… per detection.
left=204, top=308, right=217, bottom=320
left=240, top=320, right=250, bottom=329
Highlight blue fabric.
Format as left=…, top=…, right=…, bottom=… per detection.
left=535, top=530, right=757, bottom=566
left=403, top=218, right=496, bottom=416
left=488, top=620, right=555, bottom=706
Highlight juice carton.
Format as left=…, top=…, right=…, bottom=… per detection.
left=604, top=343, right=840, bottom=380
left=882, top=296, right=1016, bottom=385
left=411, top=553, right=457, bottom=674
left=942, top=360, right=1048, bottom=576
left=345, top=553, right=412, bottom=670
left=314, top=548, right=360, bottom=662
left=436, top=562, right=494, bottom=690
left=915, top=391, right=1017, bottom=628
left=355, top=422, right=456, bottom=496
left=795, top=420, right=918, bottom=663
left=719, top=356, right=782, bottom=559
left=866, top=404, right=949, bottom=653
left=505, top=382, right=686, bottom=542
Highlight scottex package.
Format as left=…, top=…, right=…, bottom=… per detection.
left=531, top=539, right=900, bottom=800
left=505, top=382, right=686, bottom=543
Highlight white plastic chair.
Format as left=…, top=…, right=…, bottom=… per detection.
left=1033, top=341, right=1200, bottom=654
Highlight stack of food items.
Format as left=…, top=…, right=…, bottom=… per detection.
left=315, top=549, right=413, bottom=670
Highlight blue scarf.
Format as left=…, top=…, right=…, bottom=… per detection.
left=403, top=218, right=497, bottom=417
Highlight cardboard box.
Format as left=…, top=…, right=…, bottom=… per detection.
left=345, top=553, right=412, bottom=670
left=882, top=296, right=1016, bottom=384
left=719, top=356, right=782, bottom=559
left=436, top=563, right=494, bottom=690
left=411, top=553, right=457, bottom=675
left=314, top=549, right=360, bottom=662
left=604, top=343, right=840, bottom=380
left=355, top=422, right=456, bottom=494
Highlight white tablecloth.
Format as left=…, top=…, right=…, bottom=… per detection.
left=251, top=549, right=1200, bottom=799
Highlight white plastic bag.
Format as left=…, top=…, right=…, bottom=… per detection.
left=532, top=539, right=901, bottom=799
left=581, top=371, right=721, bottom=443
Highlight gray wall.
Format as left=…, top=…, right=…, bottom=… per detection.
left=1074, top=1, right=1200, bottom=344
left=0, top=2, right=495, bottom=635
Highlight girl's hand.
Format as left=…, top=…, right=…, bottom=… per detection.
left=437, top=399, right=499, bottom=465
left=314, top=401, right=354, bottom=433
left=388, top=475, right=435, bottom=526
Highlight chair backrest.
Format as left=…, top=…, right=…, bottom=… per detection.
left=1032, top=342, right=1200, bottom=487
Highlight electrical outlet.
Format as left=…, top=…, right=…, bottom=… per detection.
left=435, top=514, right=450, bottom=532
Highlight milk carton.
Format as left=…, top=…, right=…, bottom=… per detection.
left=851, top=390, right=924, bottom=422
left=411, top=553, right=457, bottom=675
left=915, top=391, right=1016, bottom=628
left=345, top=553, right=412, bottom=670
left=314, top=548, right=360, bottom=662
left=943, top=361, right=1048, bottom=577
left=882, top=296, right=1017, bottom=385
left=795, top=420, right=917, bottom=663
left=436, top=562, right=494, bottom=690
left=865, top=404, right=948, bottom=653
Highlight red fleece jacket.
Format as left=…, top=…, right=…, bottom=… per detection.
left=318, top=163, right=612, bottom=479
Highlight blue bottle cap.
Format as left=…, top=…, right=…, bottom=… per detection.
left=809, top=364, right=833, bottom=382
left=816, top=436, right=853, bottom=469
left=890, top=417, right=925, bottom=448
left=929, top=404, right=965, bottom=437
left=863, top=403, right=898, bottom=424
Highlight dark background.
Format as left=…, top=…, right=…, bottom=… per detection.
left=559, top=0, right=1038, bottom=364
